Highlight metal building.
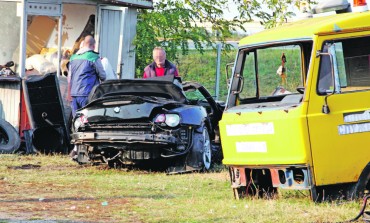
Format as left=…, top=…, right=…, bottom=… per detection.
left=0, top=0, right=153, bottom=133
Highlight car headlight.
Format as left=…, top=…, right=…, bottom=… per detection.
left=154, top=114, right=180, bottom=127
left=165, top=114, right=180, bottom=127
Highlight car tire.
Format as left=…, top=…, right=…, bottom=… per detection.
left=185, top=124, right=212, bottom=172
left=201, top=126, right=212, bottom=170
left=189, top=124, right=212, bottom=171
left=0, top=119, right=21, bottom=153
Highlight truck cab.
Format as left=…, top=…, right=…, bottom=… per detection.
left=219, top=1, right=370, bottom=200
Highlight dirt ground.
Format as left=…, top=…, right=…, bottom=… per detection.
left=0, top=159, right=145, bottom=223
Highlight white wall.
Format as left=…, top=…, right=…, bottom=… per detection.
left=47, top=4, right=96, bottom=49
left=0, top=2, right=20, bottom=64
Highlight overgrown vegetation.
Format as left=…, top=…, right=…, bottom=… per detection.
left=134, top=0, right=315, bottom=77
left=175, top=47, right=303, bottom=101
left=177, top=49, right=235, bottom=101
left=0, top=155, right=363, bottom=222
left=134, top=0, right=245, bottom=77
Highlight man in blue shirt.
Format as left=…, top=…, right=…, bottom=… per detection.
left=68, top=35, right=106, bottom=160
left=69, top=35, right=106, bottom=117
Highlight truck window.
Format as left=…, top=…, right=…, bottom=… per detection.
left=318, top=36, right=370, bottom=94
left=240, top=51, right=257, bottom=99
left=238, top=45, right=303, bottom=101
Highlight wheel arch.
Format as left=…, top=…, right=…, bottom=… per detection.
left=351, top=162, right=370, bottom=199
left=194, top=118, right=214, bottom=139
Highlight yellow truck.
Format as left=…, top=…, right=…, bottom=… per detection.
left=220, top=1, right=370, bottom=201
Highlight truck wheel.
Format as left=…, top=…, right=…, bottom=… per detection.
left=350, top=166, right=370, bottom=200
left=0, top=119, right=21, bottom=153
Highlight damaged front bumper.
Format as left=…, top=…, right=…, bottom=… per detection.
left=71, top=127, right=193, bottom=161
left=71, top=132, right=178, bottom=144
left=229, top=165, right=314, bottom=190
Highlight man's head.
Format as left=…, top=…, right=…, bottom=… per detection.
left=153, top=47, right=166, bottom=68
left=83, top=35, right=96, bottom=50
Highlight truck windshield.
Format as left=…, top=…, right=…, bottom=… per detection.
left=0, top=2, right=20, bottom=70
left=318, top=36, right=370, bottom=94
left=238, top=44, right=304, bottom=101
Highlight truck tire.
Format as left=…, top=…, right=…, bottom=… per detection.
left=0, top=119, right=21, bottom=153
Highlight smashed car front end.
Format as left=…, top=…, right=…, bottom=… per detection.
left=70, top=78, right=209, bottom=169
left=71, top=108, right=197, bottom=163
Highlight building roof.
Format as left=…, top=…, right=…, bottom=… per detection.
left=100, top=0, right=153, bottom=9
left=239, top=10, right=370, bottom=47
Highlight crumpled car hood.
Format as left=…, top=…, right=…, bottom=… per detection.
left=83, top=95, right=182, bottom=122
left=89, top=76, right=187, bottom=104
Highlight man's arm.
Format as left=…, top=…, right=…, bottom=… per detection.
left=174, top=68, right=179, bottom=77
left=143, top=72, right=148, bottom=78
left=95, top=58, right=107, bottom=81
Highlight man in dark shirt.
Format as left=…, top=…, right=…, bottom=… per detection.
left=143, top=47, right=179, bottom=78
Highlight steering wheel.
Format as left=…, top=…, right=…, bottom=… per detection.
left=296, top=86, right=305, bottom=94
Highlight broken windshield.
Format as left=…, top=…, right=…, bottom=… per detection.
left=239, top=45, right=304, bottom=100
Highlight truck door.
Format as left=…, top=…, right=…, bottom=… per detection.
left=307, top=33, right=370, bottom=187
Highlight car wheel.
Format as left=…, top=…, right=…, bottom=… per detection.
left=184, top=124, right=212, bottom=172
left=0, top=119, right=21, bottom=153
left=201, top=126, right=212, bottom=170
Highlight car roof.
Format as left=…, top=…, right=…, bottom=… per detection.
left=90, top=76, right=187, bottom=103
left=239, top=10, right=370, bottom=47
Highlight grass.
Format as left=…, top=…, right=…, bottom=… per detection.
left=0, top=154, right=365, bottom=223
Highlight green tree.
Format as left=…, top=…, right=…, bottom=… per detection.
left=236, top=0, right=310, bottom=28
left=135, top=0, right=312, bottom=77
left=134, top=0, right=247, bottom=76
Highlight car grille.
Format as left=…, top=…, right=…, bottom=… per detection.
left=84, top=122, right=191, bottom=141
left=86, top=122, right=152, bottom=134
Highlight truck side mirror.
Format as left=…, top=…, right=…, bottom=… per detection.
left=316, top=43, right=340, bottom=114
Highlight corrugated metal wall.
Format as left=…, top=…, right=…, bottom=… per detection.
left=99, top=9, right=123, bottom=75
left=0, top=82, right=20, bottom=131
left=121, top=8, right=137, bottom=79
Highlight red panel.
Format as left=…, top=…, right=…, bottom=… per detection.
left=19, top=90, right=31, bottom=138
left=270, top=169, right=281, bottom=187
left=354, top=0, right=367, bottom=6
left=239, top=168, right=247, bottom=186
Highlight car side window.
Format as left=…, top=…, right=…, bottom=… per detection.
left=184, top=89, right=205, bottom=101
left=184, top=89, right=214, bottom=114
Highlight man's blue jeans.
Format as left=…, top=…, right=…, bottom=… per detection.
left=71, top=96, right=89, bottom=117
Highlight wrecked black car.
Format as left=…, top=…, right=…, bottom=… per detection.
left=71, top=76, right=224, bottom=173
